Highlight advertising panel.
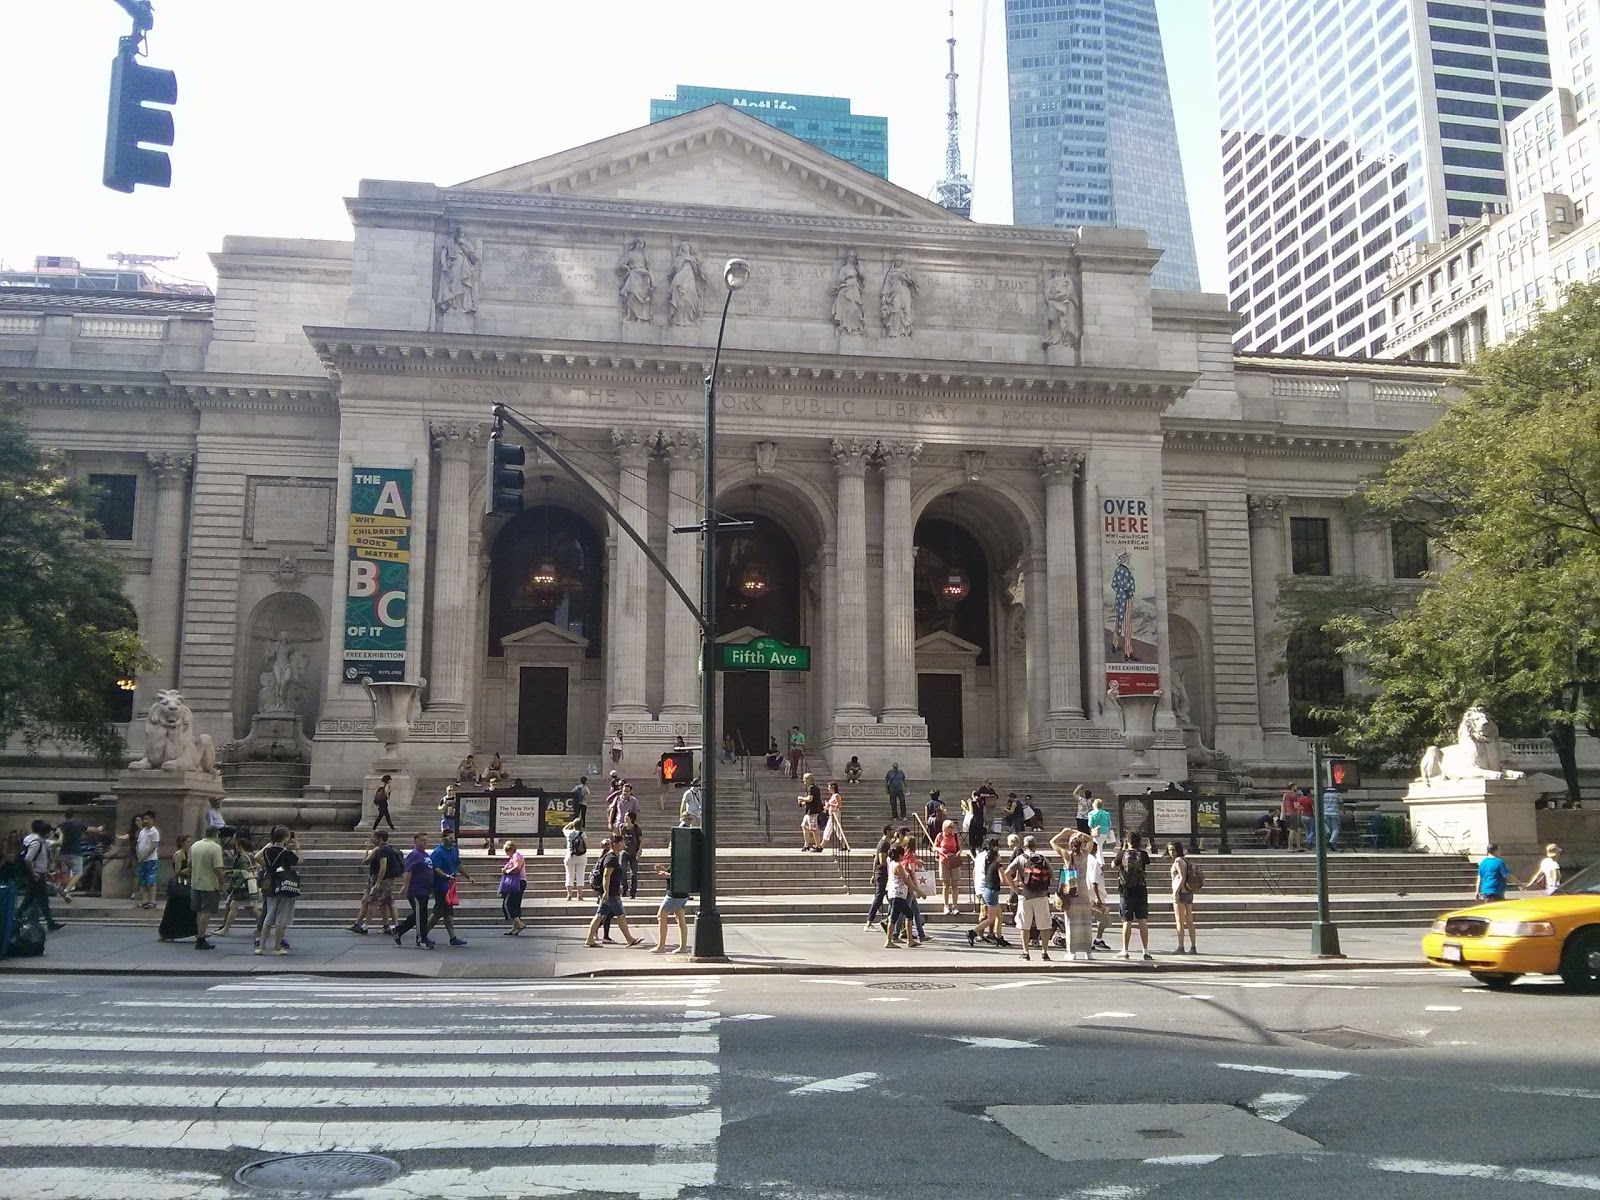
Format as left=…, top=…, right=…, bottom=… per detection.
left=343, top=466, right=413, bottom=683
left=493, top=796, right=544, bottom=838
left=1153, top=794, right=1191, bottom=836
left=1101, top=495, right=1160, bottom=696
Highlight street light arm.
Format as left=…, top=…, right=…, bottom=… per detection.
left=492, top=404, right=711, bottom=638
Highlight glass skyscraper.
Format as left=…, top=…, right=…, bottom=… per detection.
left=1217, top=0, right=1551, bottom=357
left=1005, top=0, right=1201, bottom=291
left=649, top=86, right=889, bottom=179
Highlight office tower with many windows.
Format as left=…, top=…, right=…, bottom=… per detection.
left=1005, top=0, right=1200, bottom=291
left=649, top=85, right=889, bottom=178
left=1218, top=0, right=1551, bottom=358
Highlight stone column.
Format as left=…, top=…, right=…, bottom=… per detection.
left=1248, top=494, right=1292, bottom=736
left=427, top=421, right=483, bottom=716
left=1353, top=515, right=1389, bottom=580
left=658, top=430, right=702, bottom=715
left=144, top=452, right=193, bottom=693
left=878, top=440, right=921, bottom=718
left=1022, top=550, right=1049, bottom=744
left=1447, top=323, right=1464, bottom=364
left=831, top=438, right=874, bottom=720
left=1038, top=447, right=1086, bottom=718
left=609, top=428, right=654, bottom=716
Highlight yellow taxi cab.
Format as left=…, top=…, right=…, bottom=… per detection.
left=1422, top=861, right=1600, bottom=991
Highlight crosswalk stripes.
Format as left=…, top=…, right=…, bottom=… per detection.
left=0, top=977, right=722, bottom=1200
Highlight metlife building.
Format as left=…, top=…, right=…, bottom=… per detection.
left=1218, top=0, right=1552, bottom=358
left=649, top=85, right=889, bottom=178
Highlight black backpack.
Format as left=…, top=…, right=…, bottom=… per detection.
left=589, top=854, right=608, bottom=895
left=571, top=832, right=588, bottom=858
left=1120, top=849, right=1148, bottom=890
left=1021, top=854, right=1053, bottom=896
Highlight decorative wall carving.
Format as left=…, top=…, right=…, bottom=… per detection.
left=960, top=449, right=986, bottom=482
left=611, top=426, right=654, bottom=464
left=880, top=257, right=918, bottom=337
left=828, top=250, right=866, bottom=334
left=829, top=437, right=874, bottom=476
left=615, top=236, right=654, bottom=322
left=1044, top=262, right=1083, bottom=361
left=436, top=228, right=480, bottom=317
left=1247, top=493, right=1289, bottom=525
left=429, top=420, right=485, bottom=461
left=1036, top=446, right=1085, bottom=481
left=146, top=451, right=193, bottom=486
left=878, top=440, right=922, bottom=479
left=667, top=241, right=706, bottom=326
left=753, top=440, right=780, bottom=475
left=243, top=477, right=335, bottom=549
left=270, top=555, right=304, bottom=591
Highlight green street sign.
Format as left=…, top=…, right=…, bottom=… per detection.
left=717, top=635, right=811, bottom=672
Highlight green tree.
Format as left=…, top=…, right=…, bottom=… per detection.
left=0, top=398, right=151, bottom=765
left=1300, top=283, right=1600, bottom=800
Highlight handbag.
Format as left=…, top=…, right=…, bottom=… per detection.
left=913, top=868, right=936, bottom=897
left=445, top=879, right=461, bottom=907
left=498, top=874, right=523, bottom=896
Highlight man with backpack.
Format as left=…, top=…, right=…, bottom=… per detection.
left=351, top=829, right=401, bottom=935
left=21, top=820, right=64, bottom=932
left=1003, top=834, right=1055, bottom=962
left=1115, top=832, right=1154, bottom=961
left=584, top=832, right=642, bottom=948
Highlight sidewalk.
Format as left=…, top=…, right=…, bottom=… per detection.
left=2, top=918, right=1429, bottom=980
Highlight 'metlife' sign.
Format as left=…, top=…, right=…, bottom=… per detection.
left=716, top=636, right=811, bottom=672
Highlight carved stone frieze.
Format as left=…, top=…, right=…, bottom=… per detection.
left=610, top=426, right=655, bottom=465
left=429, top=420, right=485, bottom=461
left=830, top=437, right=874, bottom=477
left=878, top=440, right=922, bottom=479
left=1247, top=493, right=1289, bottom=525
left=1036, top=446, right=1085, bottom=481
left=960, top=449, right=986, bottom=482
left=753, top=440, right=780, bottom=475
left=146, top=451, right=193, bottom=486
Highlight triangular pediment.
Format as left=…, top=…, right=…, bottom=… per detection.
left=500, top=621, right=589, bottom=650
left=456, top=105, right=963, bottom=223
left=914, top=631, right=982, bottom=656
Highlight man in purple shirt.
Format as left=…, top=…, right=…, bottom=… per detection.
left=392, top=833, right=437, bottom=949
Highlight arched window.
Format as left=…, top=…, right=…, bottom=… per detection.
left=913, top=517, right=991, bottom=664
left=715, top=514, right=801, bottom=643
left=1286, top=626, right=1346, bottom=736
left=488, top=506, right=603, bottom=657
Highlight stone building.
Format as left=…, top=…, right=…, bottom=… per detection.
left=0, top=106, right=1465, bottom=810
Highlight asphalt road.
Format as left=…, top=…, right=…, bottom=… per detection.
left=0, top=967, right=1594, bottom=1199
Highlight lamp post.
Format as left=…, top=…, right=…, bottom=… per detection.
left=692, top=257, right=750, bottom=963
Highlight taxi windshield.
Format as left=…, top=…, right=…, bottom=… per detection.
left=1556, top=861, right=1600, bottom=896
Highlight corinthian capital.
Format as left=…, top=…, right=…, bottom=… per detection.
left=146, top=451, right=193, bottom=487
left=429, top=420, right=485, bottom=462
left=1247, top=493, right=1289, bottom=525
left=1036, top=446, right=1085, bottom=482
left=877, top=440, right=923, bottom=480
left=656, top=429, right=704, bottom=467
left=610, top=427, right=655, bottom=466
left=830, top=437, right=873, bottom=478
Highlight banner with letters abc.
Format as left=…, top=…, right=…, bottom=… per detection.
left=1101, top=495, right=1160, bottom=696
left=343, top=466, right=413, bottom=683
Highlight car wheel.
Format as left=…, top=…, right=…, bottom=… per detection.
left=1468, top=971, right=1520, bottom=991
left=1560, top=928, right=1600, bottom=994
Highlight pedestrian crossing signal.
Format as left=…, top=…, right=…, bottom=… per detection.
left=659, top=749, right=693, bottom=788
left=1328, top=758, right=1360, bottom=790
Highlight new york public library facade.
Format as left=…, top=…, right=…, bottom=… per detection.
left=1, top=105, right=1465, bottom=817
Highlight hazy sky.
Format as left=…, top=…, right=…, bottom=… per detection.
left=2, top=1, right=1223, bottom=293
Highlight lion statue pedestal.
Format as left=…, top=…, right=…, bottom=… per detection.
left=104, top=691, right=225, bottom=901
left=1403, top=704, right=1539, bottom=860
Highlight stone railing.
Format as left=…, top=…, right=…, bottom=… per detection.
left=1503, top=738, right=1559, bottom=768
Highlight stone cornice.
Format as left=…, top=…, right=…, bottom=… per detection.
left=2, top=369, right=336, bottom=415
left=306, top=327, right=1196, bottom=410
left=1163, top=420, right=1405, bottom=461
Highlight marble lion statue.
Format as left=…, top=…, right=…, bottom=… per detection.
left=128, top=690, right=219, bottom=775
left=1418, top=704, right=1523, bottom=782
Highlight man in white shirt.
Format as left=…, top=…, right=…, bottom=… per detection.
left=679, top=778, right=703, bottom=828
left=135, top=813, right=161, bottom=910
left=21, top=820, right=64, bottom=932
left=1083, top=839, right=1111, bottom=952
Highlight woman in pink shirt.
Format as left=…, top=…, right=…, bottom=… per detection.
left=933, top=819, right=964, bottom=916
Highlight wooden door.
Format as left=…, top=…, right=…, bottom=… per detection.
left=517, top=666, right=568, bottom=755
left=918, top=672, right=964, bottom=758
left=722, top=671, right=770, bottom=759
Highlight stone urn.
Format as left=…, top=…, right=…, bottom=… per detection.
left=1111, top=688, right=1162, bottom=777
left=363, top=677, right=425, bottom=764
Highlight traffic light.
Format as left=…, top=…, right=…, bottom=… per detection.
left=104, top=40, right=176, bottom=192
left=487, top=433, right=525, bottom=514
left=659, top=748, right=693, bottom=788
left=1328, top=757, right=1361, bottom=790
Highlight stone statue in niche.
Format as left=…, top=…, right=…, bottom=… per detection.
left=1171, top=670, right=1194, bottom=727
left=1044, top=265, right=1083, bottom=357
left=880, top=257, right=918, bottom=337
left=828, top=250, right=866, bottom=334
left=256, top=630, right=309, bottom=716
left=667, top=241, right=706, bottom=326
left=436, top=228, right=480, bottom=316
left=615, top=236, right=654, bottom=323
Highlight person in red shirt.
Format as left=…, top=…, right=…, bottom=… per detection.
left=933, top=819, right=964, bottom=916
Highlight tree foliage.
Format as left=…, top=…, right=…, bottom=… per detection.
left=0, top=398, right=151, bottom=765
left=1296, top=283, right=1600, bottom=798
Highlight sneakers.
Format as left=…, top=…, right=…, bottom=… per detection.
left=448, top=937, right=469, bottom=947
left=393, top=932, right=404, bottom=947
left=966, top=929, right=977, bottom=948
left=252, top=947, right=264, bottom=956
left=195, top=939, right=215, bottom=951
left=273, top=948, right=289, bottom=956
left=1142, top=953, right=1154, bottom=962
left=419, top=939, right=436, bottom=950
left=1093, top=939, right=1112, bottom=951
left=349, top=924, right=368, bottom=935
left=1115, top=951, right=1131, bottom=960
left=675, top=945, right=692, bottom=955
left=47, top=922, right=65, bottom=932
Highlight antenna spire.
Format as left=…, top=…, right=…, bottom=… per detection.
left=936, top=5, right=973, bottom=218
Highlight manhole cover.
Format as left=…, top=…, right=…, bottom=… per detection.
left=1292, top=1027, right=1419, bottom=1051
left=868, top=981, right=957, bottom=991
left=235, top=1152, right=402, bottom=1194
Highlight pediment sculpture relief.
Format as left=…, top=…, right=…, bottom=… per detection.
left=667, top=241, right=706, bottom=326
left=880, top=257, right=918, bottom=338
left=616, top=236, right=654, bottom=323
left=829, top=250, right=866, bottom=334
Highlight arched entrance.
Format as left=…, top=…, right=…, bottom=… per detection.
left=485, top=504, right=604, bottom=755
left=908, top=482, right=1038, bottom=761
left=715, top=510, right=804, bottom=759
